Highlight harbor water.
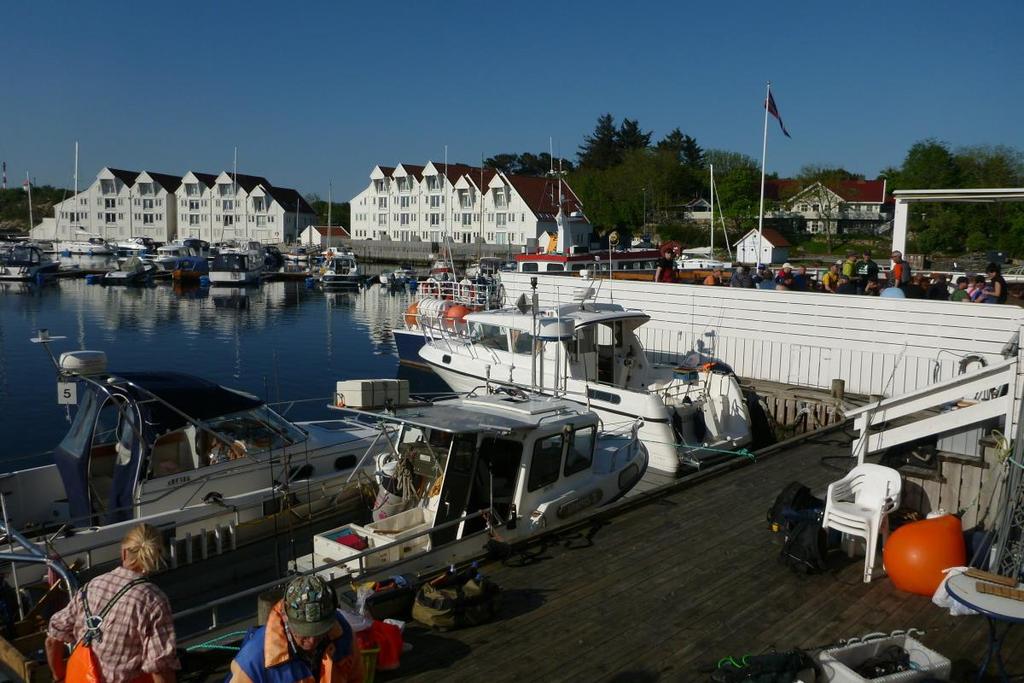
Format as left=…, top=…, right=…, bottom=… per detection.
left=0, top=278, right=445, bottom=467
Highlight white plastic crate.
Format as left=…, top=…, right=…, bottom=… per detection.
left=817, top=635, right=951, bottom=682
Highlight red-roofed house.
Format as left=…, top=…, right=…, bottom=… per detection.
left=767, top=178, right=893, bottom=235
left=348, top=161, right=592, bottom=250
left=733, top=227, right=791, bottom=265
left=298, top=225, right=350, bottom=248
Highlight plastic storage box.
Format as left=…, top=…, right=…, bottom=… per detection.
left=817, top=635, right=951, bottom=682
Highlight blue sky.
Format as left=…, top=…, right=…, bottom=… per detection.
left=1, top=1, right=1021, bottom=201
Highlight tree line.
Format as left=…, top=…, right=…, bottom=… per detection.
left=484, top=116, right=1024, bottom=257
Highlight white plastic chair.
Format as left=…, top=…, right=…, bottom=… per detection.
left=822, top=463, right=902, bottom=583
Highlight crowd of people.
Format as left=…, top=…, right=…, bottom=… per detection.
left=657, top=247, right=1010, bottom=304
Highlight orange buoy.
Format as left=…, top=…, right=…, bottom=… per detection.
left=444, top=304, right=471, bottom=330
left=883, top=514, right=966, bottom=596
left=404, top=301, right=419, bottom=327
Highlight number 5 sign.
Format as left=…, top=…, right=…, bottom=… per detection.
left=57, top=381, right=78, bottom=406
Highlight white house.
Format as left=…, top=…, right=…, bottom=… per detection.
left=768, top=178, right=892, bottom=235
left=43, top=167, right=179, bottom=244
left=733, top=227, right=791, bottom=265
left=348, top=161, right=592, bottom=249
left=35, top=167, right=314, bottom=245
left=298, top=225, right=349, bottom=249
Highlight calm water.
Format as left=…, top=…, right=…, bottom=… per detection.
left=0, top=278, right=445, bottom=468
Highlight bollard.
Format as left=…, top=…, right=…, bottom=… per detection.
left=830, top=378, right=845, bottom=401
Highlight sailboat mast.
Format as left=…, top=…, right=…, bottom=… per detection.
left=709, top=164, right=715, bottom=257
left=26, top=173, right=33, bottom=231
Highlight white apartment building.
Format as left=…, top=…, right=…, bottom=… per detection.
left=36, top=168, right=315, bottom=244
left=349, top=161, right=592, bottom=248
left=174, top=172, right=315, bottom=244
left=43, top=167, right=180, bottom=243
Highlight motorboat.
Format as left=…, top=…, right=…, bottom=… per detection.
left=393, top=278, right=504, bottom=366
left=465, top=257, right=503, bottom=280
left=0, top=334, right=390, bottom=584
left=416, top=287, right=752, bottom=476
left=0, top=244, right=60, bottom=281
left=320, top=250, right=363, bottom=288
left=296, top=391, right=647, bottom=582
left=284, top=246, right=313, bottom=264
left=377, top=265, right=417, bottom=288
left=264, top=245, right=285, bottom=270
left=172, top=254, right=209, bottom=282
left=114, top=237, right=156, bottom=257
left=209, top=241, right=266, bottom=286
left=101, top=256, right=157, bottom=286
left=59, top=234, right=115, bottom=256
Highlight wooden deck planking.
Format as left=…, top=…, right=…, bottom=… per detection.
left=382, top=431, right=1012, bottom=683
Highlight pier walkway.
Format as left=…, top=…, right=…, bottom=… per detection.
left=380, top=427, right=1013, bottom=683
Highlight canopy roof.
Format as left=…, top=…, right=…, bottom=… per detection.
left=114, top=372, right=263, bottom=422
left=361, top=395, right=590, bottom=434
left=465, top=303, right=649, bottom=334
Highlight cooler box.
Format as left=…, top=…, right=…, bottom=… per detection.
left=817, top=635, right=950, bottom=682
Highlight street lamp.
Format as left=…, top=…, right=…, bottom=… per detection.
left=641, top=187, right=647, bottom=230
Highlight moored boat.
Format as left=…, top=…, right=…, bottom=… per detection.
left=209, top=241, right=266, bottom=286
left=0, top=244, right=60, bottom=281
left=101, top=255, right=157, bottom=285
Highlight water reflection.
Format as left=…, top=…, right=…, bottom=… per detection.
left=0, top=278, right=423, bottom=462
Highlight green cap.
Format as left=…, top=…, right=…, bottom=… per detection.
left=284, top=575, right=335, bottom=637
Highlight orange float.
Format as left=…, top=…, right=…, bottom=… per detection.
left=444, top=304, right=471, bottom=330
left=883, top=514, right=966, bottom=596
left=404, top=301, right=419, bottom=327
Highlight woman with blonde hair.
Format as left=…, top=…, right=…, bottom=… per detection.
left=46, top=523, right=180, bottom=682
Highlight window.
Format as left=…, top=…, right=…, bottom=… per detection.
left=223, top=199, right=233, bottom=211
left=529, top=433, right=564, bottom=491
left=521, top=262, right=538, bottom=272
left=80, top=198, right=87, bottom=205
left=565, top=426, right=595, bottom=476
left=189, top=200, right=199, bottom=211
left=429, top=213, right=440, bottom=226
left=156, top=198, right=162, bottom=207
left=429, top=195, right=441, bottom=208
left=474, top=324, right=509, bottom=351
left=496, top=232, right=507, bottom=244
left=201, top=200, right=208, bottom=207
left=104, top=198, right=116, bottom=209
left=189, top=215, right=199, bottom=226
left=426, top=176, right=439, bottom=191
left=496, top=213, right=507, bottom=227
left=186, top=183, right=201, bottom=197
left=100, top=179, right=116, bottom=194
left=134, top=213, right=141, bottom=220
left=460, top=192, right=473, bottom=209
left=117, top=198, right=123, bottom=206
left=462, top=213, right=473, bottom=226
left=224, top=215, right=234, bottom=226
left=156, top=213, right=162, bottom=221
left=374, top=179, right=385, bottom=192
left=118, top=213, right=124, bottom=220
left=138, top=182, right=153, bottom=196
left=104, top=212, right=116, bottom=224
left=256, top=215, right=267, bottom=227
left=143, top=214, right=154, bottom=225
left=377, top=213, right=387, bottom=226
left=493, top=190, right=507, bottom=208
left=378, top=197, right=388, bottom=209
left=219, top=183, right=234, bottom=197
left=143, top=199, right=154, bottom=210
left=253, top=197, right=265, bottom=212
left=511, top=330, right=534, bottom=354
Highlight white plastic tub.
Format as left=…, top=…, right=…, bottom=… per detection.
left=817, top=635, right=951, bottom=682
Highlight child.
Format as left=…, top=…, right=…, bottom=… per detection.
left=950, top=276, right=969, bottom=302
left=969, top=275, right=995, bottom=303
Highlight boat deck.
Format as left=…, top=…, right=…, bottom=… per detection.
left=186, top=427, right=1016, bottom=681
left=381, top=427, right=1014, bottom=683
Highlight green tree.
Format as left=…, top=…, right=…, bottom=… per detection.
left=891, top=139, right=959, bottom=189
left=656, top=128, right=704, bottom=167
left=703, top=149, right=758, bottom=176
left=615, top=118, right=652, bottom=153
left=578, top=114, right=621, bottom=169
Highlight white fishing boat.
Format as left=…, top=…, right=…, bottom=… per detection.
left=416, top=284, right=752, bottom=475
left=114, top=237, right=156, bottom=257
left=0, top=332, right=389, bottom=583
left=0, top=244, right=60, bottom=281
left=296, top=391, right=647, bottom=582
left=320, top=249, right=363, bottom=288
left=209, top=241, right=266, bottom=286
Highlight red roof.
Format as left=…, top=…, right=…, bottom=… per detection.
left=737, top=227, right=790, bottom=248
left=397, top=164, right=424, bottom=181
left=505, top=175, right=585, bottom=218
left=314, top=226, right=349, bottom=238
left=766, top=178, right=888, bottom=203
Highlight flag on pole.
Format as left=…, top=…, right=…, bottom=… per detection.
left=22, top=178, right=30, bottom=192
left=765, top=91, right=791, bottom=138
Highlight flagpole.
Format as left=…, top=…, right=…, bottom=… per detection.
left=26, top=173, right=33, bottom=230
left=756, top=81, right=770, bottom=266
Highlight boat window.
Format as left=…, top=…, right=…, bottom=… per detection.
left=564, top=426, right=595, bottom=476
left=545, top=263, right=565, bottom=272
left=521, top=263, right=538, bottom=272
left=212, top=253, right=247, bottom=271
left=570, top=264, right=588, bottom=271
left=202, top=405, right=304, bottom=459
left=528, top=433, right=564, bottom=492
left=511, top=330, right=535, bottom=355
left=474, top=324, right=509, bottom=352
left=150, top=427, right=200, bottom=477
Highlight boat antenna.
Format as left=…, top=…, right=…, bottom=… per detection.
left=709, top=163, right=715, bottom=259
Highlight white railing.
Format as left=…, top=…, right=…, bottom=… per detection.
left=848, top=357, right=1020, bottom=463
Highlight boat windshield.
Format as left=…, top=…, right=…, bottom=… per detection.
left=7, top=246, right=39, bottom=265
left=212, top=253, right=248, bottom=271
left=203, top=405, right=305, bottom=451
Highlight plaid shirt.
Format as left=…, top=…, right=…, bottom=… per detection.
left=48, top=566, right=180, bottom=682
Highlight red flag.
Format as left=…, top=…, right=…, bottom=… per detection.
left=765, top=91, right=791, bottom=138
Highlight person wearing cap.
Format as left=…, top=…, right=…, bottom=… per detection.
left=835, top=274, right=858, bottom=295
left=228, top=575, right=363, bottom=683
left=774, top=263, right=795, bottom=290
left=889, top=250, right=911, bottom=289
left=856, top=251, right=880, bottom=295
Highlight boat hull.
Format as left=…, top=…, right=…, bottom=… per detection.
left=209, top=269, right=262, bottom=286
left=393, top=329, right=427, bottom=366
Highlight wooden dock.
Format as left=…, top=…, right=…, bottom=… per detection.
left=381, top=428, right=1009, bottom=683
left=182, top=427, right=1017, bottom=682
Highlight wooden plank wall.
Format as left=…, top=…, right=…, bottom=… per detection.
left=902, top=455, right=1003, bottom=529
left=501, top=273, right=1024, bottom=398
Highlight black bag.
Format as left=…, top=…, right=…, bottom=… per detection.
left=767, top=482, right=821, bottom=532
left=779, top=514, right=828, bottom=574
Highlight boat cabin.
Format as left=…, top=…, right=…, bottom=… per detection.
left=2, top=245, right=46, bottom=267
left=52, top=371, right=305, bottom=526
left=514, top=248, right=662, bottom=274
